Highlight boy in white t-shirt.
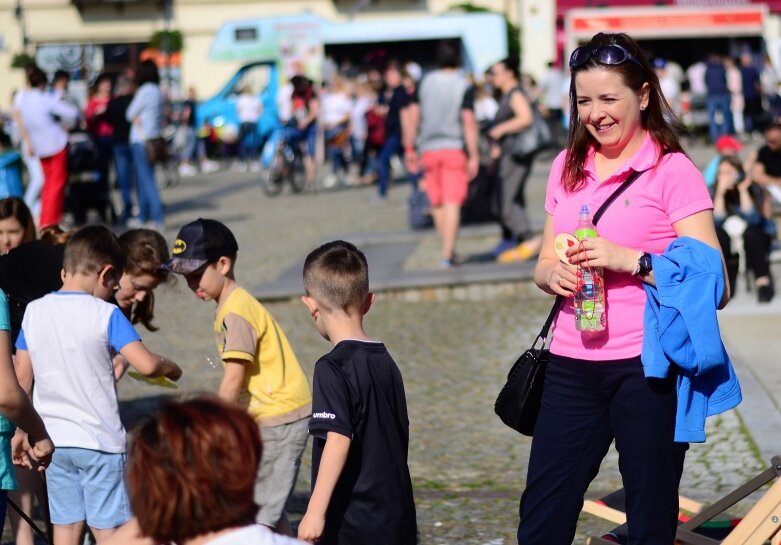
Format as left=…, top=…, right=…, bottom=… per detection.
left=13, top=225, right=183, bottom=545
left=236, top=86, right=262, bottom=171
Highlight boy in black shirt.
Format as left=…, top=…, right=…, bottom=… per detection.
left=298, top=241, right=416, bottom=545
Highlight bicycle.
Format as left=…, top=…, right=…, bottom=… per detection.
left=261, top=132, right=308, bottom=197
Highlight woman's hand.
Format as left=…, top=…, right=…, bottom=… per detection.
left=737, top=174, right=753, bottom=193
left=566, top=237, right=637, bottom=274
left=488, top=125, right=504, bottom=140
left=546, top=261, right=579, bottom=297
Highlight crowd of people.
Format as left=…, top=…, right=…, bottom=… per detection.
left=6, top=60, right=170, bottom=231
left=0, top=28, right=776, bottom=545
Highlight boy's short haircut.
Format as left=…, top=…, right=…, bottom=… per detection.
left=303, top=240, right=369, bottom=311
left=62, top=225, right=125, bottom=277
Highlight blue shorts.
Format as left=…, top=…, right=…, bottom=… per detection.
left=47, top=448, right=131, bottom=529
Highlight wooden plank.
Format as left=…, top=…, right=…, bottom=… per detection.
left=722, top=478, right=781, bottom=545
left=582, top=500, right=627, bottom=525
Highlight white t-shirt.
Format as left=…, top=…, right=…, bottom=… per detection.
left=350, top=95, right=372, bottom=139
left=206, top=525, right=307, bottom=545
left=321, top=91, right=352, bottom=126
left=237, top=93, right=262, bottom=123
left=687, top=62, right=707, bottom=96
left=540, top=67, right=565, bottom=110
left=17, top=292, right=141, bottom=453
left=277, top=83, right=293, bottom=123
left=16, top=88, right=78, bottom=158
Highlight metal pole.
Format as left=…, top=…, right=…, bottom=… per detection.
left=14, top=0, right=29, bottom=52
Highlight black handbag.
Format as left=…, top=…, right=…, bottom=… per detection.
left=508, top=91, right=553, bottom=161
left=494, top=168, right=646, bottom=435
left=145, top=137, right=169, bottom=165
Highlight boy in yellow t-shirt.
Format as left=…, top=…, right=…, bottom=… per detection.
left=165, top=218, right=311, bottom=533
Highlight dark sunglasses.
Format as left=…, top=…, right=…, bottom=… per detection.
left=569, top=44, right=644, bottom=70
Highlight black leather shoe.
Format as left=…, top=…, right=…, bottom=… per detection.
left=758, top=283, right=775, bottom=303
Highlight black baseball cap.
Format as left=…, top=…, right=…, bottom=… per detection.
left=164, top=218, right=239, bottom=274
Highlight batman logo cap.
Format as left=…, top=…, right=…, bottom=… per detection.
left=164, top=218, right=239, bottom=274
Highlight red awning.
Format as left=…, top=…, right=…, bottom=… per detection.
left=558, top=0, right=781, bottom=17
left=566, top=4, right=766, bottom=39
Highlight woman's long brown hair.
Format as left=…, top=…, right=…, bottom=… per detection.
left=563, top=32, right=685, bottom=192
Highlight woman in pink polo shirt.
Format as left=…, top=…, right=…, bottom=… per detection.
left=518, top=32, right=728, bottom=545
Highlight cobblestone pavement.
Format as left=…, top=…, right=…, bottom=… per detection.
left=116, top=143, right=766, bottom=545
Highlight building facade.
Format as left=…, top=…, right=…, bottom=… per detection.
left=0, top=0, right=518, bottom=108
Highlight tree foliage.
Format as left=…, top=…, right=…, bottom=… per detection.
left=149, top=29, right=183, bottom=53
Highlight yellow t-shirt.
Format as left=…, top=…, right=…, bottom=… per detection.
left=215, top=287, right=311, bottom=427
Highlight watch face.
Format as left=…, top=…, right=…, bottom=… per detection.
left=640, top=253, right=653, bottom=272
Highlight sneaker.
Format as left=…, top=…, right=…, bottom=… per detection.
left=758, top=283, right=775, bottom=303
left=178, top=163, right=198, bottom=177
left=249, top=161, right=261, bottom=173
left=322, top=173, right=338, bottom=189
left=491, top=239, right=517, bottom=258
left=201, top=160, right=220, bottom=174
left=439, top=254, right=461, bottom=269
left=497, top=237, right=542, bottom=263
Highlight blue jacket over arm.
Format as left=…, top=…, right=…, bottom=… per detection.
left=642, top=237, right=742, bottom=443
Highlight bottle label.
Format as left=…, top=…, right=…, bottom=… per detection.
left=574, top=227, right=598, bottom=240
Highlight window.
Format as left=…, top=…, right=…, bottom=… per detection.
left=228, top=64, right=271, bottom=97
left=235, top=27, right=258, bottom=42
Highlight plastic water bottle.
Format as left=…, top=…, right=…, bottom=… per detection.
left=573, top=205, right=606, bottom=332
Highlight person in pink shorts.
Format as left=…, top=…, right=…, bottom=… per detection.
left=404, top=41, right=479, bottom=267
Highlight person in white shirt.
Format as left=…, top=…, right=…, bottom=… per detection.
left=15, top=66, right=78, bottom=228
left=14, top=225, right=182, bottom=545
left=11, top=83, right=45, bottom=221
left=103, top=397, right=306, bottom=545
left=539, top=61, right=566, bottom=146
left=236, top=85, right=262, bottom=171
left=321, top=76, right=352, bottom=184
left=655, top=59, right=681, bottom=118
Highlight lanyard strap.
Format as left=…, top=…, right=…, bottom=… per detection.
left=537, top=168, right=647, bottom=343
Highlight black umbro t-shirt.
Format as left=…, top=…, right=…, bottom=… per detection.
left=310, top=340, right=417, bottom=545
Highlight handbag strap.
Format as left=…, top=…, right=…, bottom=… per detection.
left=535, top=168, right=647, bottom=344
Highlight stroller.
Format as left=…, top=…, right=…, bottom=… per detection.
left=66, top=130, right=115, bottom=226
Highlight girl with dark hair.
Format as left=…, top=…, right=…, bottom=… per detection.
left=520, top=32, right=729, bottom=545
left=115, top=229, right=172, bottom=331
left=712, top=155, right=775, bottom=302
left=487, top=57, right=539, bottom=261
left=0, top=198, right=35, bottom=254
left=104, top=397, right=305, bottom=545
left=126, top=60, right=165, bottom=229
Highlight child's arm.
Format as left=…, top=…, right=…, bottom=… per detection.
left=119, top=341, right=182, bottom=381
left=298, top=432, right=351, bottom=543
left=3, top=345, right=54, bottom=470
left=217, top=360, right=245, bottom=404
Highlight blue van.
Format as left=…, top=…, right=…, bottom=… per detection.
left=195, top=61, right=280, bottom=159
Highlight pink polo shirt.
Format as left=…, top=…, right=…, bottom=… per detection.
left=545, top=135, right=713, bottom=361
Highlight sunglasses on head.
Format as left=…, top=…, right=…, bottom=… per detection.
left=569, top=44, right=644, bottom=70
